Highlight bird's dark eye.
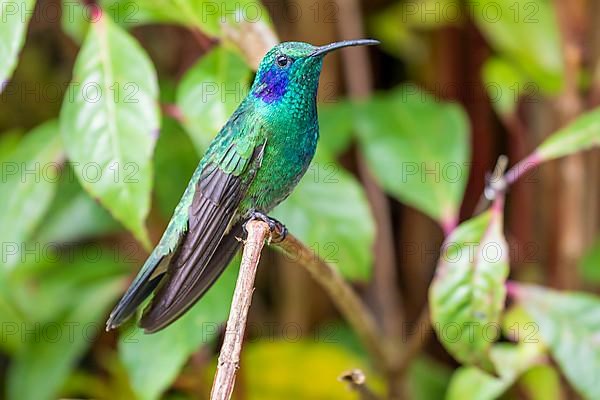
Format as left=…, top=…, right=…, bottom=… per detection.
left=276, top=54, right=291, bottom=67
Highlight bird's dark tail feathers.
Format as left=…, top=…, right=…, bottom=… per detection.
left=140, top=222, right=244, bottom=333
left=105, top=251, right=169, bottom=331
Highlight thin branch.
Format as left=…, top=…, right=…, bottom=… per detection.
left=273, top=233, right=392, bottom=371
left=333, top=0, right=405, bottom=360
left=190, top=28, right=215, bottom=51
left=210, top=221, right=390, bottom=399
left=339, top=369, right=382, bottom=400
left=395, top=306, right=431, bottom=377
left=210, top=220, right=270, bottom=400
left=161, top=103, right=186, bottom=125
left=505, top=152, right=541, bottom=186
left=473, top=155, right=509, bottom=215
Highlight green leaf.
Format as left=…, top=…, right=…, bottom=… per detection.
left=61, top=0, right=91, bottom=43
left=119, top=258, right=239, bottom=400
left=501, top=305, right=541, bottom=344
left=177, top=46, right=250, bottom=154
left=369, top=0, right=458, bottom=60
left=579, top=238, right=600, bottom=283
left=429, top=206, right=509, bottom=365
left=356, top=85, right=470, bottom=230
left=0, top=129, right=22, bottom=161
left=534, top=108, right=600, bottom=162
left=512, top=283, right=600, bottom=400
left=482, top=56, right=534, bottom=117
left=6, top=250, right=127, bottom=400
left=446, top=366, right=507, bottom=400
left=517, top=365, right=562, bottom=400
left=471, top=0, right=564, bottom=93
left=240, top=340, right=382, bottom=400
left=0, top=0, right=35, bottom=92
left=318, top=101, right=356, bottom=156
left=446, top=342, right=544, bottom=400
left=101, top=0, right=272, bottom=37
left=153, top=118, right=199, bottom=219
left=407, top=357, right=451, bottom=400
left=59, top=15, right=159, bottom=248
left=33, top=164, right=121, bottom=244
left=99, top=0, right=277, bottom=68
left=0, top=292, right=26, bottom=354
left=0, top=121, right=63, bottom=267
left=272, top=152, right=375, bottom=281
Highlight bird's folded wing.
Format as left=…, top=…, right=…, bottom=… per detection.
left=106, top=121, right=266, bottom=332
left=138, top=136, right=267, bottom=332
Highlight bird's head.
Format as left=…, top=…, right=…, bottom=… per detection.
left=250, top=39, right=379, bottom=106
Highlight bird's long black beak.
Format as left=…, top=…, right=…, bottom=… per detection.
left=309, top=39, right=380, bottom=57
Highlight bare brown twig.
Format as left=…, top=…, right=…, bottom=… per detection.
left=210, top=221, right=390, bottom=400
left=395, top=306, right=431, bottom=377
left=274, top=233, right=391, bottom=371
left=210, top=220, right=270, bottom=400
left=339, top=369, right=382, bottom=400
left=333, top=0, right=405, bottom=366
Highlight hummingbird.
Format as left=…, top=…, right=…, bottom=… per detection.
left=106, top=39, right=379, bottom=333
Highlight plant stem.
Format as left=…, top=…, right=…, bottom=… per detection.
left=210, top=221, right=390, bottom=399
left=274, top=233, right=391, bottom=371
left=333, top=0, right=405, bottom=361
left=210, top=221, right=270, bottom=400
left=505, top=152, right=541, bottom=186
left=339, top=369, right=383, bottom=400
left=395, top=306, right=431, bottom=377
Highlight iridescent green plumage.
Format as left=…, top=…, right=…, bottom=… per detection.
left=106, top=39, right=379, bottom=332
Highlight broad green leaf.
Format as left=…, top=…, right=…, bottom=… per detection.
left=101, top=0, right=272, bottom=37
left=446, top=342, right=544, bottom=400
left=34, top=164, right=121, bottom=244
left=513, top=284, right=600, bottom=400
left=482, top=56, right=535, bottom=116
left=446, top=366, right=506, bottom=400
left=0, top=121, right=63, bottom=267
left=6, top=250, right=127, bottom=400
left=61, top=353, right=138, bottom=399
left=272, top=153, right=375, bottom=281
left=579, top=238, right=600, bottom=283
left=0, top=0, right=35, bottom=92
left=356, top=85, right=470, bottom=230
left=369, top=0, right=458, bottom=60
left=99, top=0, right=163, bottom=28
left=60, top=15, right=159, bottom=248
left=318, top=101, right=355, bottom=156
left=534, top=108, right=600, bottom=161
left=61, top=0, right=91, bottom=43
left=0, top=292, right=25, bottom=353
left=153, top=118, right=199, bottom=219
left=369, top=8, right=414, bottom=60
left=429, top=206, right=508, bottom=365
left=517, top=365, right=562, bottom=400
left=471, top=0, right=564, bottom=93
left=177, top=46, right=250, bottom=153
left=240, top=340, right=382, bottom=400
left=501, top=305, right=541, bottom=344
left=0, top=130, right=22, bottom=161
left=99, top=0, right=277, bottom=68
left=408, top=357, right=451, bottom=400
left=7, top=245, right=127, bottom=323
left=119, top=258, right=239, bottom=400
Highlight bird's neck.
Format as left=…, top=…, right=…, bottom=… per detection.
left=250, top=86, right=319, bottom=131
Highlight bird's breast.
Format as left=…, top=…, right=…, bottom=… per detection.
left=243, top=122, right=318, bottom=213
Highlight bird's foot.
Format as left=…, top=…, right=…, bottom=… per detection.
left=245, top=211, right=287, bottom=244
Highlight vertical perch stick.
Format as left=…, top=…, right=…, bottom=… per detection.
left=210, top=220, right=270, bottom=400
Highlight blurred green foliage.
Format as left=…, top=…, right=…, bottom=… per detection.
left=1, top=1, right=600, bottom=399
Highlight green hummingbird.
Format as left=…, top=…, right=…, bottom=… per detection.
left=106, top=39, right=379, bottom=333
